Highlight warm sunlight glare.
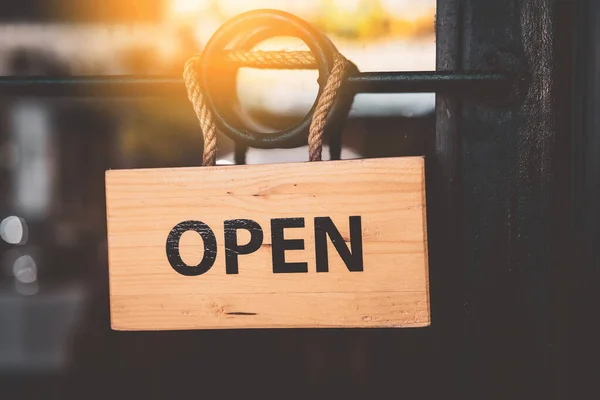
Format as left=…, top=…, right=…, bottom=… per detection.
left=331, top=0, right=362, bottom=13
left=218, top=0, right=319, bottom=18
left=170, top=0, right=210, bottom=18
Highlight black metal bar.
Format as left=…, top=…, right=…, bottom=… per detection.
left=0, top=71, right=513, bottom=97
left=0, top=76, right=182, bottom=97
left=234, top=143, right=247, bottom=165
left=347, top=71, right=511, bottom=94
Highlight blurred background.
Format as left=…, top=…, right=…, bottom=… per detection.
left=0, top=0, right=435, bottom=398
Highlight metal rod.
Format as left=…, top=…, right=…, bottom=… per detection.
left=347, top=71, right=512, bottom=94
left=0, top=71, right=513, bottom=97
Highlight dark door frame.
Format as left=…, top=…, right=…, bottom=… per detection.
left=431, top=0, right=573, bottom=398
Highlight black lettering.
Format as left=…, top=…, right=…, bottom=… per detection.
left=166, top=220, right=217, bottom=276
left=271, top=218, right=308, bottom=273
left=224, top=219, right=264, bottom=274
left=314, top=216, right=363, bottom=272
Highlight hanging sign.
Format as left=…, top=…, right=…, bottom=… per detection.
left=105, top=157, right=430, bottom=330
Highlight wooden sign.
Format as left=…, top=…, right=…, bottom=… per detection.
left=105, top=157, right=430, bottom=330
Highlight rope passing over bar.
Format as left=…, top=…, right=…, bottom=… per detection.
left=183, top=49, right=352, bottom=166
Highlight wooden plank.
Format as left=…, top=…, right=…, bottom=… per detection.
left=105, top=157, right=430, bottom=330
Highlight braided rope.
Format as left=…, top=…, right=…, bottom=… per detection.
left=183, top=50, right=351, bottom=166
left=226, top=50, right=318, bottom=69
left=308, top=52, right=351, bottom=161
left=183, top=55, right=218, bottom=166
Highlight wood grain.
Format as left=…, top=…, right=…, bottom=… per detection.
left=106, top=157, right=430, bottom=330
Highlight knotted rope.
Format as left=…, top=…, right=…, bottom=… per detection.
left=183, top=50, right=351, bottom=166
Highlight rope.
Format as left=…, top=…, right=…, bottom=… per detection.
left=183, top=50, right=351, bottom=166
left=308, top=52, right=350, bottom=161
left=227, top=50, right=318, bottom=69
left=183, top=54, right=217, bottom=166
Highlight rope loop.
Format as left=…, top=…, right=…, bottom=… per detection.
left=183, top=48, right=352, bottom=166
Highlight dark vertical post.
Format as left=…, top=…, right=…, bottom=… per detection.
left=572, top=0, right=599, bottom=397
left=234, top=143, right=247, bottom=165
left=552, top=1, right=574, bottom=398
left=430, top=0, right=462, bottom=397
left=455, top=0, right=561, bottom=398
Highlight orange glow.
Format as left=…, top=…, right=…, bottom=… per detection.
left=218, top=0, right=319, bottom=18
left=332, top=0, right=362, bottom=13
left=169, top=0, right=211, bottom=19
left=167, top=0, right=435, bottom=41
